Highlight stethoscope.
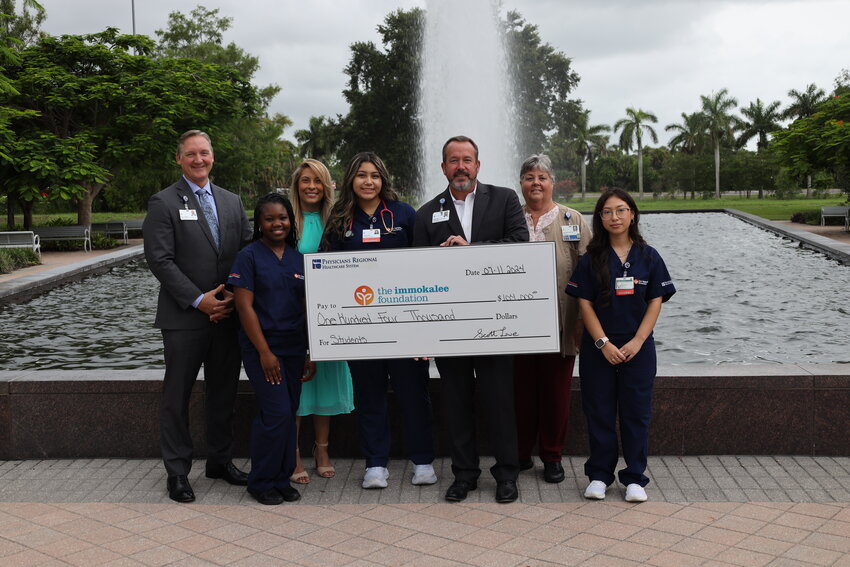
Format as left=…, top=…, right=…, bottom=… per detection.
left=345, top=199, right=394, bottom=237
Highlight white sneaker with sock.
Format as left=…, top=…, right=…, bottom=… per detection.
left=625, top=483, right=648, bottom=502
left=362, top=466, right=389, bottom=489
left=584, top=480, right=607, bottom=500
left=411, top=463, right=437, bottom=485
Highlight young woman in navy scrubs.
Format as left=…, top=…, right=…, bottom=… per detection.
left=228, top=193, right=314, bottom=505
left=566, top=188, right=675, bottom=503
left=323, top=152, right=437, bottom=490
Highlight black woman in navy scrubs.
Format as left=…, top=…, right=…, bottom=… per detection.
left=566, top=188, right=675, bottom=503
left=228, top=193, right=315, bottom=505
left=323, top=152, right=437, bottom=490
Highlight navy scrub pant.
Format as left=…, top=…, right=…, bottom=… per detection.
left=347, top=358, right=435, bottom=468
left=579, top=336, right=655, bottom=487
left=241, top=346, right=304, bottom=493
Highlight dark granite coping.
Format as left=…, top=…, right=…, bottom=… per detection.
left=0, top=363, right=846, bottom=392
left=0, top=245, right=145, bottom=304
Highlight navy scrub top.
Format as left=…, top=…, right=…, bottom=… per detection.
left=566, top=244, right=676, bottom=341
left=228, top=240, right=307, bottom=354
left=325, top=199, right=416, bottom=251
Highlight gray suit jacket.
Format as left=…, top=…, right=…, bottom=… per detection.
left=143, top=178, right=252, bottom=330
left=412, top=183, right=529, bottom=246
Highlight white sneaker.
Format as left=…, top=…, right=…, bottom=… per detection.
left=584, top=480, right=607, bottom=500
left=625, top=483, right=648, bottom=503
left=362, top=466, right=389, bottom=489
left=411, top=463, right=437, bottom=485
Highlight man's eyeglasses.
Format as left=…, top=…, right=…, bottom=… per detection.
left=600, top=207, right=631, bottom=219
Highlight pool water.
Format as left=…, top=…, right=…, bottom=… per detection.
left=1, top=213, right=847, bottom=369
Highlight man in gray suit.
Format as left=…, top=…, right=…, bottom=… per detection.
left=143, top=130, right=253, bottom=503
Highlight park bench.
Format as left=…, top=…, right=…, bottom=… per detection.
left=33, top=226, right=91, bottom=252
left=122, top=219, right=144, bottom=237
left=0, top=231, right=41, bottom=259
left=91, top=221, right=128, bottom=244
left=820, top=206, right=849, bottom=230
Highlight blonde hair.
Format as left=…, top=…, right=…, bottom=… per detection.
left=290, top=159, right=335, bottom=236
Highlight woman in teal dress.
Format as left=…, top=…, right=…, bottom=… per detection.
left=289, top=159, right=354, bottom=483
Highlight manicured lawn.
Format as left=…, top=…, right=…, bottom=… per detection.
left=563, top=196, right=847, bottom=220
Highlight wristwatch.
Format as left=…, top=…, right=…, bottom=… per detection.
left=594, top=337, right=609, bottom=349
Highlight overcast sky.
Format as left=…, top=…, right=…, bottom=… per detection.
left=39, top=0, right=849, bottom=148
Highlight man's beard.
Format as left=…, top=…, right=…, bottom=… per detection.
left=450, top=175, right=475, bottom=193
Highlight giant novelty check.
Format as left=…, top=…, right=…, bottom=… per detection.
left=304, top=242, right=560, bottom=361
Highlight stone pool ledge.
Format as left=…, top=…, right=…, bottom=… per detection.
left=726, top=208, right=850, bottom=265
left=0, top=363, right=846, bottom=460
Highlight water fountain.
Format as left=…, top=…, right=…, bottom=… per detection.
left=417, top=0, right=518, bottom=195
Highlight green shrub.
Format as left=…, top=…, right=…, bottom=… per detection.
left=0, top=248, right=40, bottom=274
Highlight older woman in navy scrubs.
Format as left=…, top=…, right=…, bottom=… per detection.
left=228, top=193, right=314, bottom=505
left=323, top=152, right=437, bottom=490
left=566, top=188, right=675, bottom=503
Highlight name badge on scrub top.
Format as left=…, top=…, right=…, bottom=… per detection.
left=432, top=210, right=450, bottom=223
left=179, top=209, right=198, bottom=221
left=615, top=276, right=635, bottom=295
left=362, top=228, right=381, bottom=243
left=561, top=224, right=580, bottom=241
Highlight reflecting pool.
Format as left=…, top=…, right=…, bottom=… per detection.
left=1, top=212, right=848, bottom=369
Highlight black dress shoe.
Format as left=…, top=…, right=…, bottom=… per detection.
left=277, top=485, right=301, bottom=502
left=543, top=461, right=565, bottom=483
left=249, top=488, right=284, bottom=505
left=495, top=480, right=519, bottom=503
left=167, top=475, right=195, bottom=503
left=445, top=480, right=477, bottom=502
left=519, top=459, right=534, bottom=471
left=206, top=461, right=249, bottom=486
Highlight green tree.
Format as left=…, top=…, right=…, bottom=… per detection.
left=614, top=107, right=658, bottom=200
left=504, top=11, right=580, bottom=158
left=737, top=98, right=782, bottom=150
left=6, top=29, right=255, bottom=226
left=154, top=5, right=292, bottom=199
left=773, top=93, right=850, bottom=198
left=337, top=8, right=423, bottom=194
left=700, top=88, right=738, bottom=198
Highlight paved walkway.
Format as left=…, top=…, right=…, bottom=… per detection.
left=1, top=456, right=848, bottom=566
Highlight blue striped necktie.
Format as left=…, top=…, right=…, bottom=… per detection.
left=196, top=190, right=220, bottom=248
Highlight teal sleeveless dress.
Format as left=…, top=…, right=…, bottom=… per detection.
left=297, top=211, right=355, bottom=416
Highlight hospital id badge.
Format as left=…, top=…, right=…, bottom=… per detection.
left=615, top=276, right=635, bottom=295
left=362, top=228, right=380, bottom=243
left=561, top=224, right=580, bottom=241
left=179, top=209, right=198, bottom=221
left=432, top=210, right=450, bottom=223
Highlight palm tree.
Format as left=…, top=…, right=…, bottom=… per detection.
left=614, top=107, right=658, bottom=199
left=736, top=98, right=782, bottom=150
left=783, top=83, right=827, bottom=121
left=783, top=84, right=827, bottom=194
left=294, top=115, right=333, bottom=160
left=569, top=110, right=610, bottom=199
left=700, top=89, right=738, bottom=198
left=665, top=112, right=707, bottom=154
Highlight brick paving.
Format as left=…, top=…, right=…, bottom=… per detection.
left=1, top=456, right=848, bottom=565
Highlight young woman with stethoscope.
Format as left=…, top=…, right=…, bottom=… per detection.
left=323, top=152, right=437, bottom=490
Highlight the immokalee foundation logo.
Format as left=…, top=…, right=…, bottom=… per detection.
left=354, top=285, right=374, bottom=306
